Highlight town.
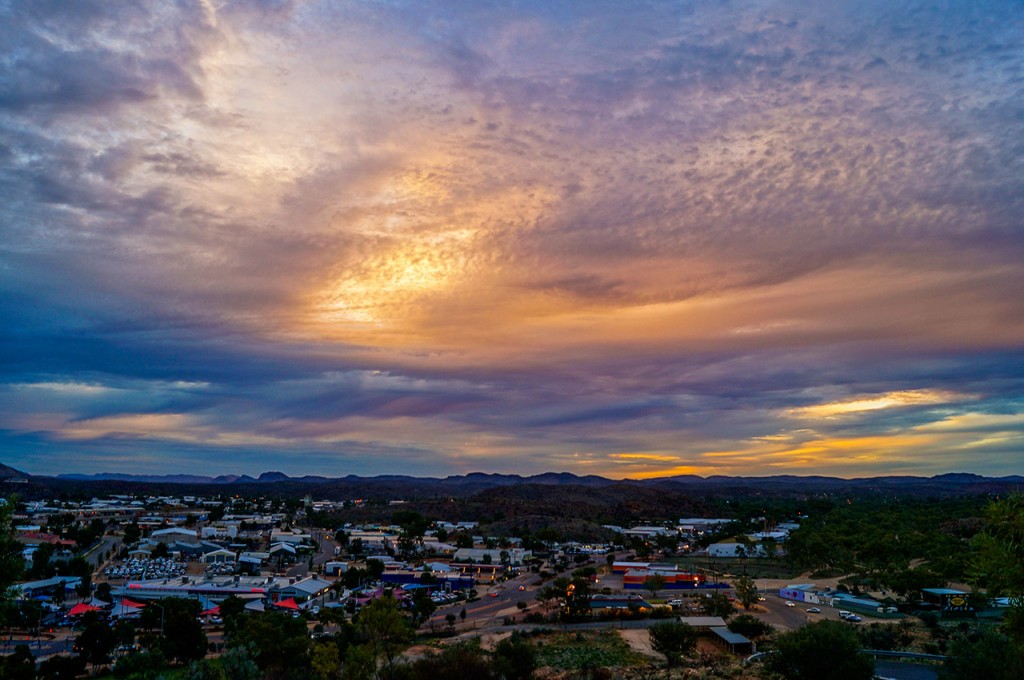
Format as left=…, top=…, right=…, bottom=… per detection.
left=1, top=481, right=1022, bottom=679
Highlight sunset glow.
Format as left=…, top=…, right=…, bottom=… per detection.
left=1, top=1, right=1022, bottom=478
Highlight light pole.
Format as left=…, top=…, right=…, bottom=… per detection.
left=149, top=601, right=165, bottom=640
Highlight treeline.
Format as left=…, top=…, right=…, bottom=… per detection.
left=783, top=496, right=989, bottom=594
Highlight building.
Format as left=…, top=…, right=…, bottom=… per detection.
left=779, top=584, right=823, bottom=604
left=150, top=527, right=199, bottom=545
left=708, top=542, right=766, bottom=558
left=710, top=627, right=754, bottom=654
left=452, top=548, right=532, bottom=566
left=921, top=588, right=972, bottom=616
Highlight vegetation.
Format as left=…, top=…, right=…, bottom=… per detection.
left=534, top=630, right=647, bottom=671
left=769, top=620, right=875, bottom=680
left=648, top=621, right=698, bottom=668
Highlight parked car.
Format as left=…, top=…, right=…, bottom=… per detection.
left=806, top=607, right=821, bottom=613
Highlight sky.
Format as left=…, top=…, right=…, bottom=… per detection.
left=1, top=0, right=1023, bottom=480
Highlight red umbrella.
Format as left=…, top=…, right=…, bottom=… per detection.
left=69, top=603, right=101, bottom=616
left=120, top=599, right=146, bottom=609
left=273, top=598, right=300, bottom=611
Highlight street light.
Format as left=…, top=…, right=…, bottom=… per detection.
left=148, top=601, right=165, bottom=639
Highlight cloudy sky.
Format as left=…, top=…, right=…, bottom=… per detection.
left=2, top=0, right=1022, bottom=479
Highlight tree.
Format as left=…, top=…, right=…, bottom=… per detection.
left=365, top=558, right=385, bottom=581
left=38, top=655, right=86, bottom=680
left=220, top=643, right=261, bottom=680
left=123, top=522, right=141, bottom=545
left=493, top=632, right=536, bottom=680
left=219, top=594, right=247, bottom=638
left=112, top=649, right=167, bottom=679
left=231, top=612, right=311, bottom=677
left=700, top=592, right=735, bottom=619
left=74, top=611, right=116, bottom=668
left=769, top=620, right=874, bottom=680
left=734, top=575, right=759, bottom=610
left=941, top=628, right=1024, bottom=680
left=649, top=621, right=698, bottom=668
left=2, top=644, right=36, bottom=680
left=141, top=598, right=207, bottom=664
left=727, top=614, right=773, bottom=639
left=644, top=574, right=667, bottom=599
left=400, top=641, right=495, bottom=680
left=184, top=658, right=224, bottom=680
left=971, top=494, right=1024, bottom=642
left=445, top=613, right=457, bottom=631
left=312, top=640, right=342, bottom=680
left=410, top=588, right=436, bottom=626
left=356, top=595, right=411, bottom=679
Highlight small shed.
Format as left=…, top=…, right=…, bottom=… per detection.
left=710, top=627, right=754, bottom=654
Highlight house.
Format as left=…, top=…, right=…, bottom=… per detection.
left=269, top=576, right=332, bottom=603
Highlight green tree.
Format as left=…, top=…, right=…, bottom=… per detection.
left=138, top=597, right=207, bottom=664
left=769, top=620, right=874, bottom=680
left=700, top=592, right=735, bottom=619
left=219, top=594, right=247, bottom=638
left=727, top=613, right=773, bottom=639
left=356, top=595, right=411, bottom=679
left=112, top=649, right=167, bottom=679
left=971, top=494, right=1024, bottom=642
left=37, top=655, right=86, bottom=680
left=232, top=612, right=311, bottom=677
left=74, top=611, right=116, bottom=668
left=644, top=574, right=667, bottom=599
left=220, top=643, right=261, bottom=680
left=493, top=632, right=536, bottom=680
left=409, top=589, right=436, bottom=626
left=184, top=658, right=224, bottom=680
left=123, top=522, right=141, bottom=545
left=312, top=640, right=342, bottom=680
left=29, top=542, right=56, bottom=579
left=941, top=628, right=1024, bottom=680
left=734, top=575, right=759, bottom=610
left=649, top=621, right=698, bottom=668
left=2, top=644, right=36, bottom=680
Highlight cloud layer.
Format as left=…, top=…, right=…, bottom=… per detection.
left=2, top=0, right=1023, bottom=477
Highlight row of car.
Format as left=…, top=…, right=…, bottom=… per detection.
left=783, top=602, right=862, bottom=621
left=104, top=557, right=188, bottom=580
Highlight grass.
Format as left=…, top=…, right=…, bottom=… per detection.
left=533, top=629, right=647, bottom=670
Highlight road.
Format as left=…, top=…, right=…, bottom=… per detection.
left=874, top=660, right=939, bottom=680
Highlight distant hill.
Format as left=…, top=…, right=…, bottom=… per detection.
left=0, top=463, right=29, bottom=481
left=34, top=469, right=1024, bottom=501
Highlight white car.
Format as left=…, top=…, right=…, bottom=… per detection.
left=785, top=601, right=795, bottom=607
left=806, top=607, right=821, bottom=613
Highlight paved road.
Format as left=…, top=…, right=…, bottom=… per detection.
left=874, top=660, right=940, bottom=680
